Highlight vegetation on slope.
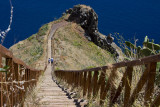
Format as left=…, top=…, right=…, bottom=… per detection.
left=10, top=22, right=52, bottom=69
left=52, top=22, right=115, bottom=70
left=10, top=14, right=116, bottom=70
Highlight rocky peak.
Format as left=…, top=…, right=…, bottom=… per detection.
left=66, top=5, right=98, bottom=35
left=66, top=5, right=119, bottom=58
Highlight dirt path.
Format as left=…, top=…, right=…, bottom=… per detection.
left=48, top=21, right=68, bottom=59
left=25, top=21, right=77, bottom=107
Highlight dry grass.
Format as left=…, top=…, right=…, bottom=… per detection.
left=52, top=22, right=115, bottom=70
left=24, top=74, right=45, bottom=107
left=9, top=22, right=53, bottom=70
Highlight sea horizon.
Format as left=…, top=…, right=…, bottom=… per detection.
left=1, top=0, right=160, bottom=48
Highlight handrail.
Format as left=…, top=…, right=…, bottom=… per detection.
left=55, top=53, right=160, bottom=72
left=0, top=45, right=39, bottom=71
left=54, top=53, right=160, bottom=107
left=0, top=44, right=45, bottom=106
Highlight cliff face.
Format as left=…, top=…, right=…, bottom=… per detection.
left=65, top=5, right=119, bottom=58
left=67, top=5, right=98, bottom=36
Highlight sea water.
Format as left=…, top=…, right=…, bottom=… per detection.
left=0, top=0, right=160, bottom=48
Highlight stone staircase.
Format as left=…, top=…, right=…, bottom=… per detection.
left=24, top=21, right=83, bottom=107
left=32, top=65, right=77, bottom=107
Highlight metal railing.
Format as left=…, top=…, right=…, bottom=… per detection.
left=54, top=54, right=160, bottom=107
left=0, top=45, right=45, bottom=106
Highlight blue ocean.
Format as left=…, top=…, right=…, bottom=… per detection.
left=1, top=0, right=160, bottom=48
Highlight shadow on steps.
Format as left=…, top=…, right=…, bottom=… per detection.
left=52, top=77, right=87, bottom=107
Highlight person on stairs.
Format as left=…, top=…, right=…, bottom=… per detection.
left=51, top=58, right=53, bottom=64
left=48, top=58, right=50, bottom=64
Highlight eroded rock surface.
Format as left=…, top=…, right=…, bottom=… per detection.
left=65, top=5, right=119, bottom=58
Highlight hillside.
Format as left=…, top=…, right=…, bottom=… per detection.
left=52, top=22, right=115, bottom=70
left=9, top=4, right=124, bottom=70
left=6, top=4, right=160, bottom=107
left=10, top=22, right=53, bottom=70
left=10, top=19, right=115, bottom=70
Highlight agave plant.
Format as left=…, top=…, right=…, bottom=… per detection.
left=124, top=36, right=160, bottom=59
left=124, top=36, right=160, bottom=87
left=0, top=65, right=9, bottom=72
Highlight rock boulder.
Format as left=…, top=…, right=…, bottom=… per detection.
left=66, top=5, right=119, bottom=58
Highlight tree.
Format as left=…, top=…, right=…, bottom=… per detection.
left=0, top=0, right=13, bottom=44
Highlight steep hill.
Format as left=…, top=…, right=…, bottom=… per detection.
left=10, top=22, right=53, bottom=70
left=10, top=20, right=115, bottom=70
left=52, top=22, right=115, bottom=70
left=10, top=5, right=120, bottom=70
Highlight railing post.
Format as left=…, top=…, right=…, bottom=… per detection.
left=6, top=58, right=13, bottom=107
left=87, top=71, right=92, bottom=99
left=24, top=69, right=27, bottom=91
left=100, top=68, right=118, bottom=106
left=66, top=72, right=69, bottom=86
left=127, top=64, right=151, bottom=106
left=14, top=63, right=19, bottom=106
left=78, top=72, right=81, bottom=88
left=12, top=62, right=16, bottom=106
left=28, top=69, right=31, bottom=89
left=19, top=65, right=23, bottom=103
left=124, top=66, right=133, bottom=107
left=100, top=69, right=106, bottom=105
left=72, top=72, right=75, bottom=88
left=68, top=72, right=71, bottom=85
left=81, top=72, right=84, bottom=87
left=144, top=62, right=157, bottom=106
left=151, top=92, right=160, bottom=107
left=0, top=53, right=2, bottom=107
left=93, top=70, right=99, bottom=98
left=83, top=72, right=87, bottom=97
left=27, top=69, right=29, bottom=90
left=75, top=72, right=78, bottom=88
left=112, top=71, right=128, bottom=104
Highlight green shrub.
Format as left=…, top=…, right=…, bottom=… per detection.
left=38, top=24, right=48, bottom=36
left=17, top=44, right=21, bottom=49
left=72, top=41, right=82, bottom=47
left=30, top=46, right=43, bottom=56
left=27, top=34, right=36, bottom=41
left=124, top=36, right=160, bottom=59
left=85, top=66, right=96, bottom=69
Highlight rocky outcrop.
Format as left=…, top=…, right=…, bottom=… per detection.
left=65, top=5, right=119, bottom=58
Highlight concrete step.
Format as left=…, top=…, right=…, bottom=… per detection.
left=37, top=91, right=66, bottom=96
left=39, top=88, right=62, bottom=91
left=39, top=86, right=61, bottom=88
left=38, top=98, right=73, bottom=102
left=37, top=95, right=73, bottom=100
left=40, top=104, right=76, bottom=107
left=40, top=84, right=58, bottom=87
left=40, top=82, right=57, bottom=85
left=41, top=80, right=54, bottom=82
left=38, top=89, right=63, bottom=92
left=39, top=101, right=76, bottom=105
left=40, top=86, right=59, bottom=88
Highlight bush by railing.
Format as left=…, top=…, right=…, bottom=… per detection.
left=54, top=54, right=160, bottom=107
left=0, top=45, right=45, bottom=106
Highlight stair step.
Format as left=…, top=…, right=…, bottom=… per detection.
left=40, top=104, right=76, bottom=107
left=37, top=92, right=66, bottom=96
left=37, top=96, right=72, bottom=100
left=39, top=88, right=63, bottom=91
left=40, top=101, right=75, bottom=105
left=39, top=89, right=62, bottom=91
